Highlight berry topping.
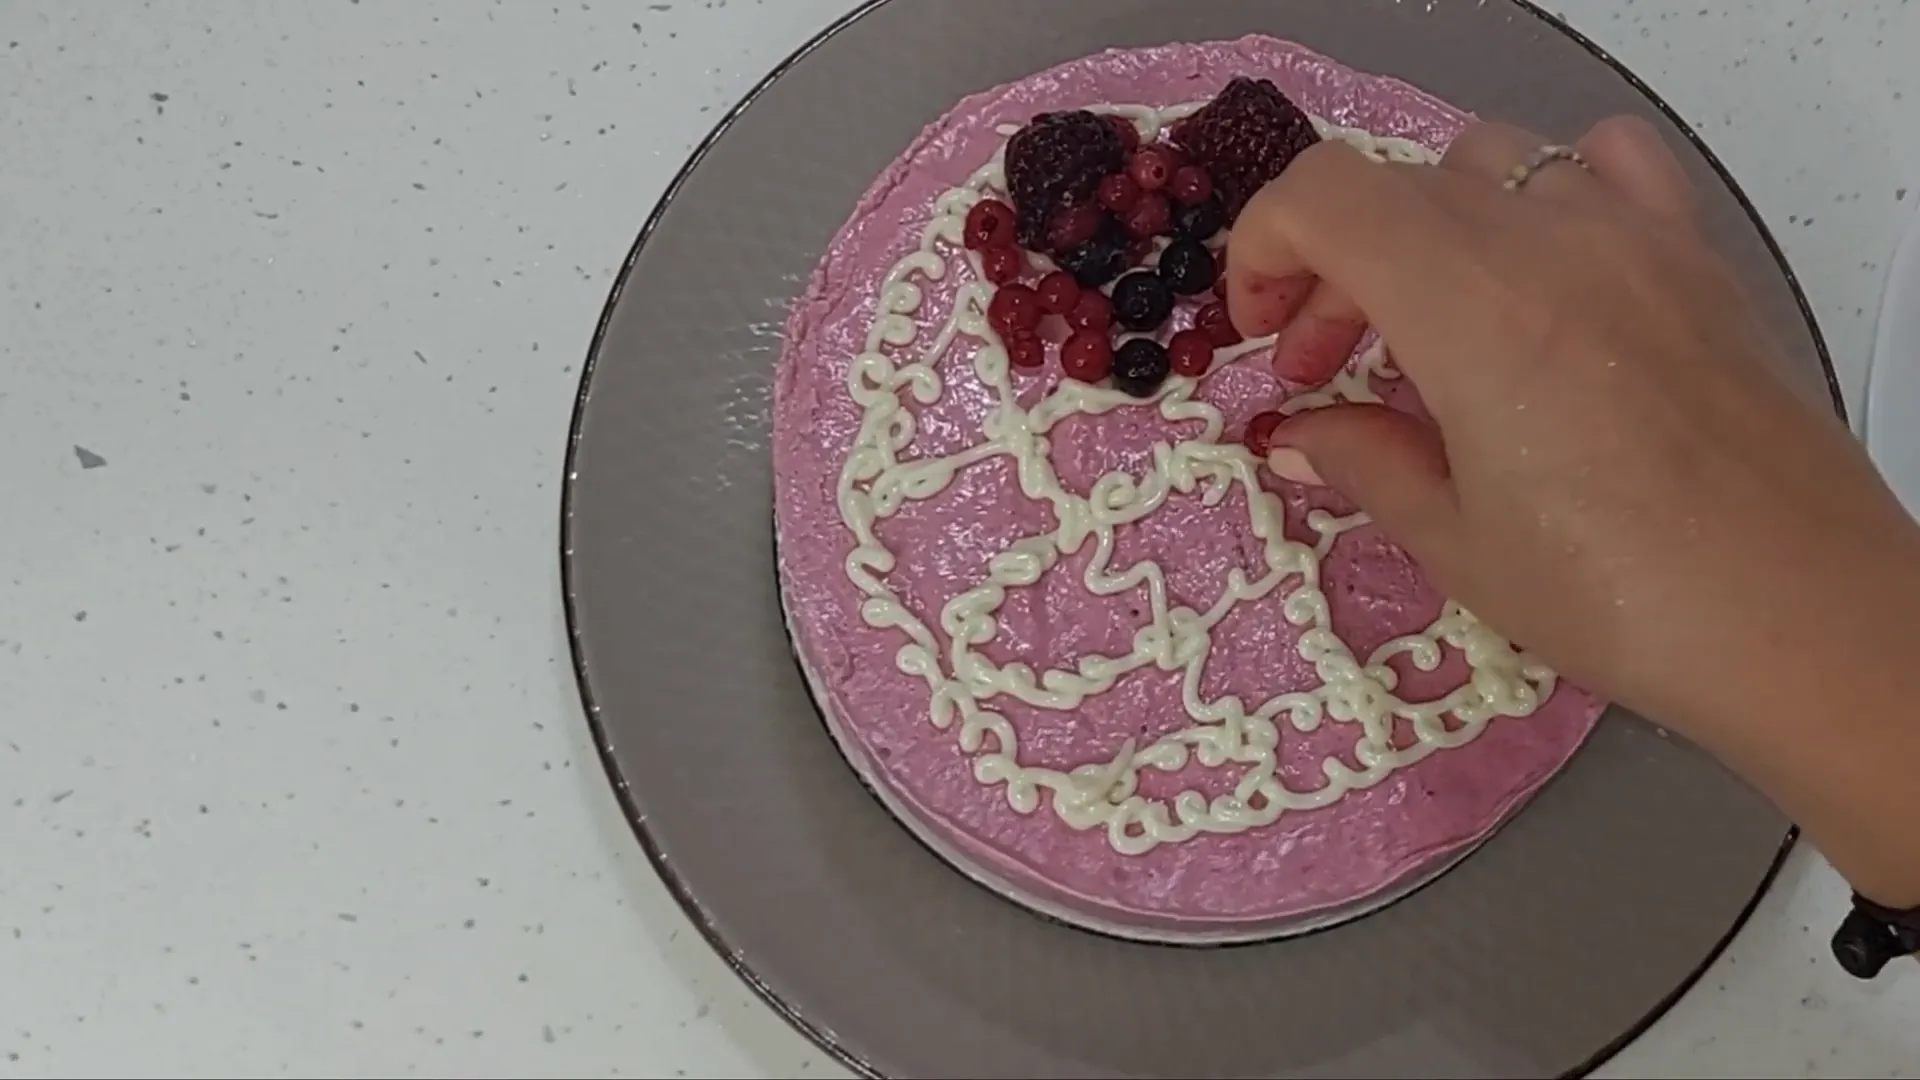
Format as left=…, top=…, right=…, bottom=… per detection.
left=1122, top=192, right=1173, bottom=239
left=1105, top=114, right=1142, bottom=153
left=1097, top=172, right=1141, bottom=213
left=1065, top=288, right=1114, bottom=332
left=963, top=198, right=1017, bottom=251
left=1046, top=203, right=1105, bottom=252
left=987, top=282, right=1043, bottom=336
left=1195, top=301, right=1242, bottom=347
left=1111, top=271, right=1174, bottom=332
left=1244, top=410, right=1285, bottom=456
left=978, top=244, right=1026, bottom=285
left=1060, top=328, right=1114, bottom=383
left=1168, top=77, right=1321, bottom=218
left=1157, top=238, right=1217, bottom=296
left=1173, top=196, right=1225, bottom=241
left=1036, top=270, right=1082, bottom=315
left=1167, top=328, right=1215, bottom=377
left=1005, top=111, right=1126, bottom=251
left=1112, top=338, right=1172, bottom=398
left=1005, top=330, right=1047, bottom=370
left=1056, top=237, right=1128, bottom=288
left=1127, top=144, right=1179, bottom=193
left=1169, top=165, right=1215, bottom=207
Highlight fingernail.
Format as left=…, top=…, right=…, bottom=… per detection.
left=1274, top=317, right=1367, bottom=386
left=1266, top=447, right=1324, bottom=486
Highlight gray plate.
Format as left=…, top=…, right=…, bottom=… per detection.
left=562, top=1, right=1837, bottom=1076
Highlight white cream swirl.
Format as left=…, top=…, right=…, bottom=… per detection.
left=834, top=103, right=1555, bottom=855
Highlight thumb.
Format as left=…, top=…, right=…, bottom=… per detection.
left=1267, top=403, right=1461, bottom=559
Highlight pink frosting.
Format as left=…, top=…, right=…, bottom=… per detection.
left=773, top=35, right=1604, bottom=937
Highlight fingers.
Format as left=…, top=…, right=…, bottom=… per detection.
left=1270, top=284, right=1368, bottom=385
left=1226, top=140, right=1466, bottom=348
left=1268, top=404, right=1461, bottom=566
left=1441, top=121, right=1605, bottom=201
left=1575, top=115, right=1696, bottom=225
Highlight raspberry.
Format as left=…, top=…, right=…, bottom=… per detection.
left=1127, top=145, right=1179, bottom=192
left=988, top=283, right=1043, bottom=336
left=1169, top=77, right=1321, bottom=219
left=1122, top=192, right=1172, bottom=239
left=1169, top=165, right=1214, bottom=206
left=1244, top=411, right=1285, bottom=457
left=1005, top=111, right=1125, bottom=252
left=1046, top=203, right=1104, bottom=251
left=1065, top=289, right=1113, bottom=332
left=963, top=199, right=1016, bottom=251
left=1036, top=271, right=1081, bottom=315
left=1195, top=301, right=1241, bottom=347
left=1060, top=329, right=1114, bottom=383
left=1005, top=330, right=1046, bottom=370
left=1097, top=172, right=1141, bottom=213
left=978, top=245, right=1026, bottom=285
left=1167, top=328, right=1214, bottom=377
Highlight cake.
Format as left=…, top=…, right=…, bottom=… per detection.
left=772, top=35, right=1605, bottom=942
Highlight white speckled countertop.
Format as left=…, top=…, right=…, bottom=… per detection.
left=2, top=0, right=1917, bottom=1076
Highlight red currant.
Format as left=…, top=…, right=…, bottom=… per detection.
left=1046, top=203, right=1103, bottom=252
left=1065, top=289, right=1113, bottom=332
left=1005, top=330, right=1046, bottom=370
left=1127, top=145, right=1178, bottom=193
left=1123, top=192, right=1172, bottom=239
left=1195, top=301, right=1241, bottom=347
left=1036, top=271, right=1081, bottom=315
left=1060, top=329, right=1114, bottom=383
left=964, top=198, right=1017, bottom=251
left=1105, top=114, right=1142, bottom=153
left=979, top=244, right=1026, bottom=286
left=1169, top=165, right=1214, bottom=206
left=987, top=282, right=1043, bottom=336
left=1097, top=172, right=1141, bottom=213
left=1244, top=411, right=1285, bottom=457
left=1167, top=328, right=1214, bottom=377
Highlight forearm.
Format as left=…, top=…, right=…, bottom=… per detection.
left=1680, top=551, right=1920, bottom=907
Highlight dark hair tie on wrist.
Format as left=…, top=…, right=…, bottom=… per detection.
left=1831, top=892, right=1920, bottom=979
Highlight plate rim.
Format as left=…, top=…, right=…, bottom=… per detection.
left=558, top=2, right=1826, bottom=1076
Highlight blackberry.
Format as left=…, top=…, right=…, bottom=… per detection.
left=1168, top=77, right=1320, bottom=219
left=1005, top=111, right=1125, bottom=251
left=1173, top=196, right=1225, bottom=241
left=1112, top=338, right=1171, bottom=398
left=1157, top=239, right=1217, bottom=296
left=1111, top=271, right=1174, bottom=332
left=1057, top=237, right=1128, bottom=288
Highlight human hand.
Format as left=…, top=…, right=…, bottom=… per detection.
left=1224, top=118, right=1920, bottom=903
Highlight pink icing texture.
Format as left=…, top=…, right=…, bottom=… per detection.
left=773, top=36, right=1604, bottom=937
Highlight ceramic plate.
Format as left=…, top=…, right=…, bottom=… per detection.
left=563, top=1, right=1833, bottom=1075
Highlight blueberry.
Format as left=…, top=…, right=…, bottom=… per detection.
left=1058, top=238, right=1128, bottom=288
left=1112, top=338, right=1171, bottom=398
left=1173, top=196, right=1225, bottom=241
left=1157, top=239, right=1217, bottom=296
left=1111, top=271, right=1174, bottom=332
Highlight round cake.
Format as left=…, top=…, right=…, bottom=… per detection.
left=772, top=34, right=1605, bottom=942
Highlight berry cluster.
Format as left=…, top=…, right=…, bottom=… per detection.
left=963, top=110, right=1252, bottom=398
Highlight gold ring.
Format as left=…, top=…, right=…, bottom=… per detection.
left=1503, top=144, right=1590, bottom=192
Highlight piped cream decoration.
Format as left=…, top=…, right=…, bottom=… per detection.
left=835, top=103, right=1554, bottom=855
